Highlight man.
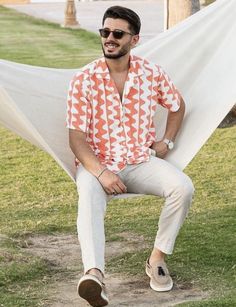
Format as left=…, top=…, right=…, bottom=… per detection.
left=66, top=6, right=194, bottom=307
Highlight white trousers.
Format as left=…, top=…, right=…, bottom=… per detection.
left=76, top=156, right=194, bottom=274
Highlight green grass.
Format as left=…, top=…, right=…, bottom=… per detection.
left=0, top=6, right=101, bottom=68
left=204, top=0, right=216, bottom=6
left=0, top=5, right=236, bottom=307
left=0, top=236, right=59, bottom=307
left=0, top=126, right=77, bottom=236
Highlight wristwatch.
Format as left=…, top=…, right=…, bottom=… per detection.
left=163, top=138, right=174, bottom=150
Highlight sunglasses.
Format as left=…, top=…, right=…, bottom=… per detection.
left=99, top=28, right=133, bottom=39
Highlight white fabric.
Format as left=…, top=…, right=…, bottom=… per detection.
left=0, top=0, right=235, bottom=183
left=76, top=156, right=194, bottom=273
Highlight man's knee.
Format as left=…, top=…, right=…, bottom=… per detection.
left=174, top=174, right=195, bottom=201
left=179, top=174, right=195, bottom=201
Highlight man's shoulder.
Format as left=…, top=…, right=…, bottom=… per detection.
left=72, top=58, right=104, bottom=79
left=131, top=54, right=162, bottom=75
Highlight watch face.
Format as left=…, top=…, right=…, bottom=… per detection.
left=168, top=142, right=174, bottom=150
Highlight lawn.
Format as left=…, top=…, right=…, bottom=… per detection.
left=0, top=5, right=101, bottom=68
left=0, top=5, right=235, bottom=307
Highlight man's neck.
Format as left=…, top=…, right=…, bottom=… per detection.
left=105, top=53, right=130, bottom=74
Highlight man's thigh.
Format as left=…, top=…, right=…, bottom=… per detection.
left=122, top=156, right=192, bottom=198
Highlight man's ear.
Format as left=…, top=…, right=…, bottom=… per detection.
left=131, top=34, right=140, bottom=47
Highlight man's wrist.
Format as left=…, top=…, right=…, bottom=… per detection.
left=97, top=167, right=108, bottom=180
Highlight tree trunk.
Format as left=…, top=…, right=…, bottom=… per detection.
left=166, top=0, right=200, bottom=29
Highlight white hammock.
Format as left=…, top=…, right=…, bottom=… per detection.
left=0, top=0, right=235, bottom=184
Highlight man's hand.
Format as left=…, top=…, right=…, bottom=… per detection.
left=69, top=129, right=127, bottom=195
left=152, top=141, right=168, bottom=159
left=98, top=169, right=127, bottom=195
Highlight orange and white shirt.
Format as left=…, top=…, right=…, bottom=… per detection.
left=66, top=55, right=181, bottom=173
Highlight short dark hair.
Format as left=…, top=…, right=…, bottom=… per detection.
left=102, top=6, right=141, bottom=35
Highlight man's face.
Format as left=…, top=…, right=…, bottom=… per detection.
left=101, top=18, right=139, bottom=59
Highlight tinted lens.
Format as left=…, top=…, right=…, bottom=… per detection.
left=99, top=29, right=110, bottom=38
left=112, top=30, right=124, bottom=39
left=99, top=29, right=125, bottom=39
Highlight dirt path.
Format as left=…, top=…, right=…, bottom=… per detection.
left=25, top=234, right=207, bottom=306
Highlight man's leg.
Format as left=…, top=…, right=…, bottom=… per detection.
left=120, top=156, right=194, bottom=291
left=76, top=165, right=109, bottom=306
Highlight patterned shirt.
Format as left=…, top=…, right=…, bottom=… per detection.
left=66, top=55, right=181, bottom=173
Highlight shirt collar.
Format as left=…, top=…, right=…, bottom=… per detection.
left=94, top=57, right=110, bottom=79
left=129, top=55, right=144, bottom=77
left=94, top=55, right=144, bottom=79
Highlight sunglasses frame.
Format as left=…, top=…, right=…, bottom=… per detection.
left=99, top=28, right=134, bottom=39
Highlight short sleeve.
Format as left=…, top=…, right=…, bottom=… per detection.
left=66, top=72, right=91, bottom=133
left=155, top=65, right=182, bottom=112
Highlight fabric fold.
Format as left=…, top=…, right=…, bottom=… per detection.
left=0, top=0, right=235, bottom=183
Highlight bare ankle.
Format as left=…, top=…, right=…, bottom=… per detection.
left=149, top=248, right=165, bottom=265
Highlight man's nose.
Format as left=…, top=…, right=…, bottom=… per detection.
left=107, top=32, right=114, bottom=39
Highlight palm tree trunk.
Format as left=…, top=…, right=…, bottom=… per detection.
left=165, top=0, right=200, bottom=29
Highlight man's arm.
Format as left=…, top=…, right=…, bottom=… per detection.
left=151, top=97, right=185, bottom=158
left=69, top=129, right=127, bottom=195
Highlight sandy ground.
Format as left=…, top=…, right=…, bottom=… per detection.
left=24, top=233, right=208, bottom=306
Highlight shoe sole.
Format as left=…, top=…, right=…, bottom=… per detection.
left=146, top=268, right=173, bottom=292
left=78, top=276, right=108, bottom=307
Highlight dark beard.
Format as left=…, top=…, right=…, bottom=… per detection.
left=102, top=44, right=130, bottom=59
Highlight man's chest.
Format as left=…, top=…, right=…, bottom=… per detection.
left=89, top=81, right=157, bottom=129
left=90, top=76, right=157, bottom=109
left=110, top=70, right=132, bottom=102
